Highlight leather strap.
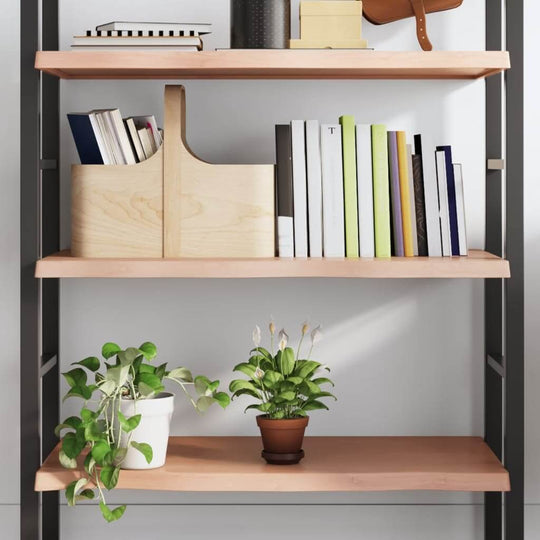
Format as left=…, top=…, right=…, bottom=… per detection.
left=410, top=0, right=433, bottom=51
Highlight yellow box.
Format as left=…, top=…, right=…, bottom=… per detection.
left=301, top=15, right=362, bottom=41
left=300, top=1, right=363, bottom=16
left=289, top=38, right=368, bottom=49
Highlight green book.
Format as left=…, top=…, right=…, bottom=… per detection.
left=371, top=124, right=392, bottom=258
left=339, top=116, right=359, bottom=258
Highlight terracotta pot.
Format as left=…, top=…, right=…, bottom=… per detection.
left=256, top=415, right=309, bottom=454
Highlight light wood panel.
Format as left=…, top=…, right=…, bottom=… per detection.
left=71, top=147, right=163, bottom=258
left=35, top=436, right=510, bottom=493
left=34, top=249, right=510, bottom=279
left=35, top=50, right=510, bottom=80
left=163, top=85, right=275, bottom=258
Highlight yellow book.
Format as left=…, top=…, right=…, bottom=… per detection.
left=396, top=131, right=414, bottom=257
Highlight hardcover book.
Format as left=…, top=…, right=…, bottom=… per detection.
left=435, top=150, right=452, bottom=257
left=339, top=115, right=359, bottom=258
left=388, top=131, right=404, bottom=257
left=67, top=113, right=104, bottom=165
left=306, top=120, right=323, bottom=257
left=436, top=145, right=460, bottom=256
left=291, top=121, right=309, bottom=258
left=356, top=124, right=375, bottom=258
left=371, top=125, right=391, bottom=258
left=453, top=163, right=468, bottom=256
left=406, top=144, right=419, bottom=256
left=412, top=153, right=428, bottom=256
left=397, top=132, right=414, bottom=257
left=275, top=125, right=295, bottom=258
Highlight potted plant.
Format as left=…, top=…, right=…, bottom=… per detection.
left=56, top=341, right=229, bottom=522
left=229, top=321, right=335, bottom=464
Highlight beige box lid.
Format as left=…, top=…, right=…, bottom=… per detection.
left=301, top=1, right=363, bottom=16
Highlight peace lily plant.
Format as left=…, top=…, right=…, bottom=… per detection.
left=229, top=321, right=335, bottom=463
left=57, top=341, right=229, bottom=522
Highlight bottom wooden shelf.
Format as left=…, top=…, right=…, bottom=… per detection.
left=35, top=436, right=510, bottom=493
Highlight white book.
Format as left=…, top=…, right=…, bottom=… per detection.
left=96, top=21, right=212, bottom=35
left=355, top=124, right=375, bottom=258
left=291, top=121, right=308, bottom=257
left=277, top=217, right=294, bottom=258
left=108, top=109, right=137, bottom=165
left=406, top=144, right=419, bottom=256
left=138, top=128, right=154, bottom=159
left=131, top=116, right=162, bottom=151
left=435, top=150, right=452, bottom=257
left=453, top=163, right=468, bottom=256
left=88, top=112, right=112, bottom=165
left=305, top=120, right=323, bottom=257
left=96, top=111, right=124, bottom=164
left=321, top=125, right=345, bottom=258
left=72, top=36, right=202, bottom=47
left=125, top=118, right=146, bottom=162
left=72, top=46, right=200, bottom=51
left=417, top=136, right=442, bottom=257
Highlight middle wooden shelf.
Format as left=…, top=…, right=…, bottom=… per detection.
left=35, top=436, right=510, bottom=493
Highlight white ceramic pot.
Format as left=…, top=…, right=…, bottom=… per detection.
left=119, top=392, right=174, bottom=470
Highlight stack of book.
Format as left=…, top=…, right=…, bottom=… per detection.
left=68, top=111, right=162, bottom=165
left=72, top=21, right=212, bottom=51
left=275, top=119, right=468, bottom=258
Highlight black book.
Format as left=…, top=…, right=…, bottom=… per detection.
left=413, top=135, right=428, bottom=257
left=275, top=125, right=295, bottom=258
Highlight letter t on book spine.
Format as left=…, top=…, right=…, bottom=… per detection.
left=275, top=125, right=295, bottom=258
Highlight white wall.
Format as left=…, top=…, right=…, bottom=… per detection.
left=0, top=0, right=20, bottom=535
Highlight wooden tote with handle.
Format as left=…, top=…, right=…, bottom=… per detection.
left=362, top=0, right=464, bottom=51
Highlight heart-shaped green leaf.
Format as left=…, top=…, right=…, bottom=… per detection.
left=131, top=441, right=153, bottom=464
left=66, top=478, right=88, bottom=507
left=138, top=342, right=157, bottom=360
left=73, top=356, right=100, bottom=372
left=99, top=502, right=126, bottom=523
left=102, top=342, right=121, bottom=360
left=118, top=411, right=141, bottom=433
left=100, top=465, right=120, bottom=490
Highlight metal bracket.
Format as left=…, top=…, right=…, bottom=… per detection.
left=40, top=353, right=58, bottom=377
left=40, top=159, right=57, bottom=171
left=487, top=158, right=505, bottom=171
left=487, top=354, right=505, bottom=378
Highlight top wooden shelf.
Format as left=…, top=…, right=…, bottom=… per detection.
left=35, top=50, right=510, bottom=80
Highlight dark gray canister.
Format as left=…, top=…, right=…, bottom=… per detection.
left=231, top=0, right=291, bottom=49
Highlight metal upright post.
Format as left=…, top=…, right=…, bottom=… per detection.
left=21, top=0, right=60, bottom=538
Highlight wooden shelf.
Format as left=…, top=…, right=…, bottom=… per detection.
left=35, top=50, right=510, bottom=80
left=35, top=436, right=510, bottom=493
left=34, top=250, right=510, bottom=279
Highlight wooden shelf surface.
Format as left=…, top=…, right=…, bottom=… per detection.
left=35, top=436, right=510, bottom=493
left=34, top=250, right=510, bottom=279
left=35, top=50, right=510, bottom=80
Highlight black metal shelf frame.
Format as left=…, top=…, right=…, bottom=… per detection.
left=19, top=0, right=524, bottom=538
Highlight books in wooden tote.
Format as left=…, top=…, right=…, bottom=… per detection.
left=291, top=121, right=309, bottom=258
left=275, top=125, right=295, bottom=258
left=321, top=124, right=345, bottom=258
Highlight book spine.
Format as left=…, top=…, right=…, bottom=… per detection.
left=339, top=115, right=359, bottom=258
left=453, top=163, right=468, bottom=256
left=275, top=125, right=295, bottom=258
left=67, top=114, right=104, bottom=165
left=305, top=120, right=323, bottom=257
left=437, top=145, right=460, bottom=256
left=415, top=134, right=442, bottom=257
left=397, top=132, right=414, bottom=257
left=321, top=125, right=345, bottom=258
left=291, top=121, right=308, bottom=258
left=371, top=125, right=391, bottom=258
left=435, top=150, right=452, bottom=257
left=109, top=109, right=137, bottom=165
left=356, top=124, right=375, bottom=258
left=406, top=144, right=419, bottom=256
left=388, top=131, right=404, bottom=256
left=412, top=153, right=428, bottom=256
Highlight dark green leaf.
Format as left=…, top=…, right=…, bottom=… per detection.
left=244, top=402, right=272, bottom=414
left=73, top=356, right=100, bottom=372
left=62, top=368, right=87, bottom=388
left=231, top=388, right=262, bottom=400
left=311, top=391, right=337, bottom=401
left=233, top=362, right=257, bottom=378
left=155, top=363, right=168, bottom=380
left=131, top=442, right=153, bottom=464
left=99, top=502, right=126, bottom=523
left=277, top=391, right=296, bottom=401
left=55, top=416, right=82, bottom=438
left=91, top=440, right=112, bottom=466
left=100, top=465, right=120, bottom=490
left=294, top=360, right=321, bottom=379
left=139, top=342, right=157, bottom=360
left=76, top=489, right=95, bottom=502
left=137, top=372, right=164, bottom=392
left=229, top=379, right=260, bottom=394
left=102, top=342, right=121, bottom=360
left=302, top=400, right=329, bottom=411
left=285, top=376, right=303, bottom=386
left=138, top=364, right=156, bottom=375
left=62, top=432, right=86, bottom=459
left=80, top=408, right=97, bottom=424
left=59, top=450, right=77, bottom=469
left=118, top=411, right=141, bottom=433
left=83, top=453, right=96, bottom=475
left=84, top=419, right=107, bottom=442
left=277, top=347, right=295, bottom=376
left=312, top=377, right=335, bottom=387
left=262, top=370, right=283, bottom=388
left=213, top=392, right=230, bottom=409
left=250, top=347, right=273, bottom=361
left=62, top=384, right=93, bottom=403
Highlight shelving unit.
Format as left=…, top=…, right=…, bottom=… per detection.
left=35, top=437, right=510, bottom=493
left=35, top=249, right=510, bottom=279
left=21, top=1, right=524, bottom=539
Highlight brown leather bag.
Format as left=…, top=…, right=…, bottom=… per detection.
left=362, top=0, right=463, bottom=51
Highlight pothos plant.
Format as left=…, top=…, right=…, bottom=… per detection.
left=57, top=341, right=230, bottom=522
left=229, top=322, right=336, bottom=419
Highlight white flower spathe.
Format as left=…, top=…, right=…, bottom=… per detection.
left=252, top=325, right=262, bottom=348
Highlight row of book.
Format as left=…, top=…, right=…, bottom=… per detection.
left=72, top=21, right=211, bottom=51
left=275, top=120, right=467, bottom=258
left=68, top=111, right=162, bottom=165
